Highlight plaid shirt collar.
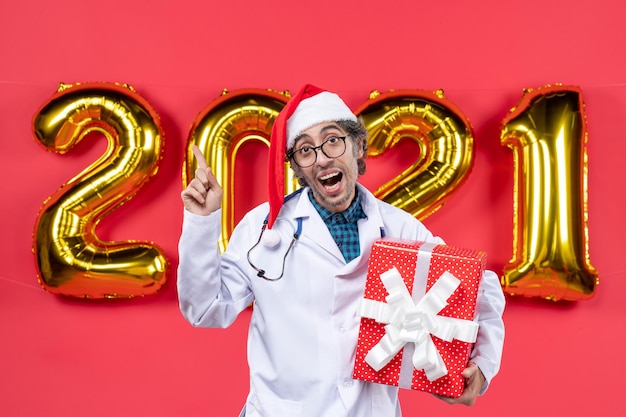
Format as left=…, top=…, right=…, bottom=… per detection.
left=308, top=188, right=366, bottom=224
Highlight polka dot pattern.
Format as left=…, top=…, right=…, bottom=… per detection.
left=352, top=238, right=486, bottom=398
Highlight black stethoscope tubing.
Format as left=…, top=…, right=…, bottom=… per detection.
left=246, top=189, right=304, bottom=281
left=246, top=217, right=303, bottom=281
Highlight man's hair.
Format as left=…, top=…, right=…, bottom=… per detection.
left=288, top=119, right=368, bottom=187
left=338, top=119, right=368, bottom=175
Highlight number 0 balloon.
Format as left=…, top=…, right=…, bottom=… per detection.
left=183, top=88, right=296, bottom=252
left=32, top=82, right=168, bottom=298
left=500, top=85, right=598, bottom=301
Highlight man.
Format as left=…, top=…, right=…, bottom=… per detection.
left=177, top=84, right=505, bottom=416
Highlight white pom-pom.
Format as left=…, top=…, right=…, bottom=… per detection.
left=261, top=228, right=281, bottom=248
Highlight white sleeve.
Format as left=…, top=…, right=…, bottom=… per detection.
left=176, top=209, right=254, bottom=328
left=470, top=269, right=506, bottom=394
left=398, top=212, right=505, bottom=394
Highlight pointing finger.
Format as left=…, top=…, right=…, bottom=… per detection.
left=191, top=145, right=209, bottom=171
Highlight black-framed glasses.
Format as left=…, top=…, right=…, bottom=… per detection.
left=286, top=136, right=348, bottom=168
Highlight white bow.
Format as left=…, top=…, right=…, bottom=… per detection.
left=357, top=267, right=478, bottom=381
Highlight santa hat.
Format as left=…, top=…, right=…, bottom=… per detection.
left=264, top=84, right=357, bottom=247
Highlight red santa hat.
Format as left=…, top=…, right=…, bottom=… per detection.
left=264, top=84, right=357, bottom=247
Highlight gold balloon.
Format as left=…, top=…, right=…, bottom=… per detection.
left=500, top=84, right=598, bottom=301
left=32, top=82, right=168, bottom=298
left=183, top=88, right=297, bottom=252
left=356, top=89, right=475, bottom=220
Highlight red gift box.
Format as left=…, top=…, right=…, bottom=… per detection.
left=352, top=238, right=486, bottom=398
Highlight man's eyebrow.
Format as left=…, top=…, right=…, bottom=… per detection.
left=293, top=132, right=310, bottom=143
left=319, top=123, right=343, bottom=134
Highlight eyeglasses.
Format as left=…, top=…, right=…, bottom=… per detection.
left=287, top=136, right=348, bottom=168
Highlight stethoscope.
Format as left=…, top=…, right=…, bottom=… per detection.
left=247, top=190, right=304, bottom=281
left=246, top=189, right=386, bottom=282
left=246, top=217, right=302, bottom=281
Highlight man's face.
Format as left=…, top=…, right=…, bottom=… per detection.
left=290, top=122, right=363, bottom=213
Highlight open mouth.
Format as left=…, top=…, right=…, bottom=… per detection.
left=319, top=172, right=343, bottom=191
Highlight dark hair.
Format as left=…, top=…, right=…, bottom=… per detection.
left=338, top=118, right=368, bottom=175
left=288, top=119, right=368, bottom=187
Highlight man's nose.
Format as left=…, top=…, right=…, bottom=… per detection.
left=315, top=148, right=333, bottom=165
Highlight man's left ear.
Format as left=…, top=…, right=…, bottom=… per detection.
left=358, top=140, right=366, bottom=158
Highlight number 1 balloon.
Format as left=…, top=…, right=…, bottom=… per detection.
left=500, top=84, right=598, bottom=301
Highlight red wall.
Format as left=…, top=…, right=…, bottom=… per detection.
left=1, top=1, right=625, bottom=416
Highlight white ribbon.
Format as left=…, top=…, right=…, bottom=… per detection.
left=357, top=267, right=478, bottom=382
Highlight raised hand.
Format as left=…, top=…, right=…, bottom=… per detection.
left=181, top=145, right=224, bottom=216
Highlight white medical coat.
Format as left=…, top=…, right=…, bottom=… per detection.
left=177, top=184, right=505, bottom=417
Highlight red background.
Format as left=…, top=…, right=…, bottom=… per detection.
left=1, top=1, right=624, bottom=416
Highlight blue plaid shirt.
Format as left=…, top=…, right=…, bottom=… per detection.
left=308, top=189, right=367, bottom=263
